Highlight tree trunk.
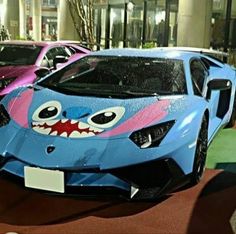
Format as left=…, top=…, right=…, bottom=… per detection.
left=67, top=0, right=95, bottom=49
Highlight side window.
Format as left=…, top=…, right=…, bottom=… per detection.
left=67, top=46, right=77, bottom=55
left=57, top=46, right=71, bottom=57
left=41, top=56, right=50, bottom=68
left=43, top=48, right=58, bottom=68
left=41, top=47, right=69, bottom=68
left=190, top=59, right=208, bottom=96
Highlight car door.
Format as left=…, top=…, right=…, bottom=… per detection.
left=190, top=58, right=221, bottom=137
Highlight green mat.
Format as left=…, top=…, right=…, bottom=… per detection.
left=207, top=128, right=236, bottom=173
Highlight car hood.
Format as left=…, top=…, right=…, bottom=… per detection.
left=0, top=65, right=35, bottom=79
left=0, top=86, right=201, bottom=169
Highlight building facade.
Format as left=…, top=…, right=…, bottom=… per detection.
left=0, top=0, right=235, bottom=52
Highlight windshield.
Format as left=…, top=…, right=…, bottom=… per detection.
left=0, top=44, right=42, bottom=65
left=39, top=55, right=187, bottom=98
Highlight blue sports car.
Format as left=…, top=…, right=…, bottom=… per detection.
left=0, top=48, right=235, bottom=199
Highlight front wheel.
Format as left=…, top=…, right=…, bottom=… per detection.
left=190, top=116, right=208, bottom=185
left=228, top=109, right=236, bottom=128
left=226, top=97, right=236, bottom=128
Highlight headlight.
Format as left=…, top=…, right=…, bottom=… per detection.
left=129, top=120, right=175, bottom=148
left=0, top=77, right=16, bottom=90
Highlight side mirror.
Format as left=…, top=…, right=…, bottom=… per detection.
left=34, top=68, right=50, bottom=79
left=207, top=79, right=232, bottom=99
left=207, top=79, right=232, bottom=90
left=53, top=55, right=68, bottom=69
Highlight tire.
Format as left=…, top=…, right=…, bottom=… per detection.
left=225, top=92, right=236, bottom=128
left=190, top=116, right=208, bottom=185
left=227, top=108, right=236, bottom=127
left=226, top=97, right=236, bottom=128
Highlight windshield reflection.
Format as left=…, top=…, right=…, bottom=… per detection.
left=39, top=55, right=187, bottom=98
left=0, top=45, right=42, bottom=65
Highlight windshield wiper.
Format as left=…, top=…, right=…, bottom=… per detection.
left=57, top=83, right=159, bottom=97
left=120, top=90, right=159, bottom=97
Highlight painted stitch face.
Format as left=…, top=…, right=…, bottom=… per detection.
left=31, top=100, right=125, bottom=138
left=5, top=89, right=170, bottom=139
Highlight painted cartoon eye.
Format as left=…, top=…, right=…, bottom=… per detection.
left=32, top=101, right=62, bottom=121
left=88, top=106, right=125, bottom=128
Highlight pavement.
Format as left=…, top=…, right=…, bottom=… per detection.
left=0, top=127, right=235, bottom=234
left=206, top=126, right=236, bottom=233
left=0, top=169, right=235, bottom=234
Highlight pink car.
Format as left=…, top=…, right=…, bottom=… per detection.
left=0, top=41, right=90, bottom=98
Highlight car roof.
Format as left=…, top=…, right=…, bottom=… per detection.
left=155, top=47, right=228, bottom=56
left=0, top=40, right=66, bottom=47
left=90, top=47, right=227, bottom=62
left=90, top=48, right=203, bottom=60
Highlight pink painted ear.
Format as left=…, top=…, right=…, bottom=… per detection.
left=100, top=99, right=170, bottom=137
left=7, top=89, right=34, bottom=128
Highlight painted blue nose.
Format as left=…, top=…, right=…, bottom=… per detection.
left=62, top=107, right=92, bottom=119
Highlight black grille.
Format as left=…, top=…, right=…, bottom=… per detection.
left=0, top=104, right=10, bottom=127
left=106, top=158, right=184, bottom=189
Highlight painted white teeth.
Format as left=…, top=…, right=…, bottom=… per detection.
left=69, top=131, right=81, bottom=138
left=33, top=126, right=40, bottom=131
left=78, top=122, right=89, bottom=129
left=33, top=126, right=51, bottom=135
left=47, top=120, right=59, bottom=126
left=77, top=122, right=103, bottom=133
left=32, top=120, right=103, bottom=138
left=32, top=122, right=45, bottom=127
left=71, top=120, right=78, bottom=124
left=81, top=132, right=95, bottom=137
left=60, top=132, right=68, bottom=137
left=69, top=131, right=95, bottom=138
left=50, top=131, right=58, bottom=136
left=43, top=128, right=52, bottom=134
left=89, top=126, right=103, bottom=133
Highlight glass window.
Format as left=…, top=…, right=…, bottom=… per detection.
left=211, top=0, right=227, bottom=49
left=94, top=8, right=107, bottom=49
left=146, top=0, right=164, bottom=46
left=110, top=7, right=124, bottom=48
left=190, top=59, right=208, bottom=95
left=39, top=55, right=187, bottom=97
left=43, top=47, right=69, bottom=68
left=146, top=0, right=178, bottom=47
left=168, top=1, right=178, bottom=46
left=127, top=0, right=144, bottom=48
left=0, top=44, right=42, bottom=65
left=42, top=0, right=57, bottom=7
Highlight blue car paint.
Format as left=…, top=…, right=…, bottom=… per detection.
left=0, top=87, right=208, bottom=175
left=0, top=48, right=235, bottom=196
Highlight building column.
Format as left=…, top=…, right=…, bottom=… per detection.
left=0, top=0, right=6, bottom=26
left=32, top=0, right=41, bottom=41
left=19, top=0, right=26, bottom=39
left=58, top=0, right=78, bottom=40
left=3, top=0, right=19, bottom=40
left=177, top=0, right=213, bottom=48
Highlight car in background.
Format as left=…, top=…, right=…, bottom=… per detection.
left=0, top=48, right=235, bottom=200
left=57, top=40, right=92, bottom=51
left=0, top=41, right=90, bottom=99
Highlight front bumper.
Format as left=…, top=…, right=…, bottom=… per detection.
left=0, top=155, right=186, bottom=199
